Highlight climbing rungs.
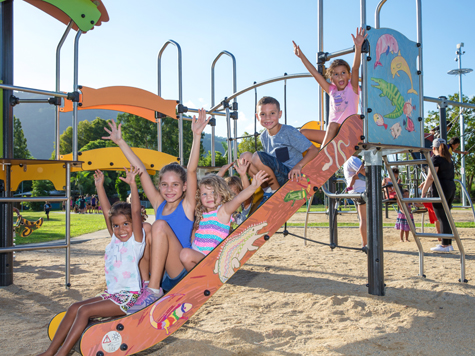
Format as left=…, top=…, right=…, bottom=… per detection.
left=386, top=159, right=427, bottom=166
left=415, top=232, right=454, bottom=239
left=401, top=198, right=442, bottom=204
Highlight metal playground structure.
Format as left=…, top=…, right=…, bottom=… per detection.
left=1, top=0, right=475, bottom=354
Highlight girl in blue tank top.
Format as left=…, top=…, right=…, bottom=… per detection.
left=104, top=108, right=209, bottom=310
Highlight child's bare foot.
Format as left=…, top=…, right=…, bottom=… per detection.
left=406, top=239, right=410, bottom=242
left=36, top=352, right=54, bottom=356
left=400, top=239, right=404, bottom=242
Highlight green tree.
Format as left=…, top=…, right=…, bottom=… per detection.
left=238, top=130, right=263, bottom=156
left=30, top=180, right=54, bottom=211
left=59, top=117, right=110, bottom=155
left=117, top=113, right=158, bottom=149
left=13, top=116, right=33, bottom=159
left=425, top=93, right=475, bottom=196
left=160, top=116, right=204, bottom=165
left=115, top=172, right=129, bottom=202
left=199, top=151, right=228, bottom=167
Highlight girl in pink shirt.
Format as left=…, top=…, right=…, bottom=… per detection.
left=293, top=28, right=367, bottom=148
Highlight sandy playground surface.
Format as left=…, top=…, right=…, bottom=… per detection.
left=1, top=208, right=475, bottom=355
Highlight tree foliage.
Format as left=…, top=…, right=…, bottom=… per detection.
left=425, top=93, right=475, bottom=196
left=238, top=130, right=263, bottom=156
left=30, top=180, right=55, bottom=211
left=14, top=116, right=33, bottom=159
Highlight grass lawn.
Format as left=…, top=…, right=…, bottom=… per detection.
left=15, top=211, right=108, bottom=245
left=14, top=205, right=474, bottom=245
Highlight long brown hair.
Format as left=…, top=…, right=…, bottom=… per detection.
left=194, top=175, right=234, bottom=230
left=436, top=143, right=452, bottom=162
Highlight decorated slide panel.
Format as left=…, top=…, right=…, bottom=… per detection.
left=69, top=115, right=363, bottom=356
left=367, top=28, right=421, bottom=147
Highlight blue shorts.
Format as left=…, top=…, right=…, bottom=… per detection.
left=257, top=151, right=290, bottom=187
left=161, top=267, right=187, bottom=292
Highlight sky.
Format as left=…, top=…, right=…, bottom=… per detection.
left=12, top=0, right=475, bottom=149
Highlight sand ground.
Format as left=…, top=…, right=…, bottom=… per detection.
left=1, top=208, right=475, bottom=355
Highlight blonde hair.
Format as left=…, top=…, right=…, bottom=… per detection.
left=194, top=175, right=234, bottom=230
left=225, top=176, right=243, bottom=193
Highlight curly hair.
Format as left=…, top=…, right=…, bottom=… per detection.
left=109, top=201, right=132, bottom=226
left=325, top=59, right=351, bottom=80
left=194, top=175, right=235, bottom=230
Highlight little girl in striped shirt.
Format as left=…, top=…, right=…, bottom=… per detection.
left=179, top=171, right=268, bottom=271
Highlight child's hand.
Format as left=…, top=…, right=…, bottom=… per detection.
left=292, top=41, right=302, bottom=58
left=351, top=27, right=367, bottom=49
left=94, top=170, right=105, bottom=187
left=217, top=161, right=234, bottom=177
left=234, top=158, right=250, bottom=176
left=103, top=119, right=123, bottom=144
left=251, top=170, right=269, bottom=188
left=192, top=108, right=210, bottom=136
left=288, top=164, right=303, bottom=182
left=119, top=165, right=141, bottom=186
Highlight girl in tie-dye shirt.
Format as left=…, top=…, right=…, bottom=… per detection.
left=38, top=167, right=145, bottom=356
left=179, top=171, right=269, bottom=271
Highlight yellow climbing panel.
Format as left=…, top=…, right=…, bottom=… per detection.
left=60, top=147, right=180, bottom=174
left=0, top=158, right=82, bottom=191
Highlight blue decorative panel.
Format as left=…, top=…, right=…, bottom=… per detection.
left=367, top=28, right=421, bottom=147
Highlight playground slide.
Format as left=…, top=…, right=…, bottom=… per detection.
left=48, top=114, right=363, bottom=356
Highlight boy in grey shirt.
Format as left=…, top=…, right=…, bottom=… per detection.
left=240, top=96, right=318, bottom=201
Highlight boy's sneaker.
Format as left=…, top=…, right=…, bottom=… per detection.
left=447, top=245, right=454, bottom=252
left=128, top=287, right=163, bottom=314
left=430, top=245, right=451, bottom=252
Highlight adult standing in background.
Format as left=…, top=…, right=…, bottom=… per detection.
left=420, top=138, right=456, bottom=252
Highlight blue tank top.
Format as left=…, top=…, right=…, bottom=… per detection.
left=155, top=200, right=193, bottom=248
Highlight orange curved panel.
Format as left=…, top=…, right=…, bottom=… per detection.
left=24, top=0, right=109, bottom=32
left=60, top=86, right=178, bottom=120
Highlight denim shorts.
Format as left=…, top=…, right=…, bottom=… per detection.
left=161, top=267, right=187, bottom=292
left=257, top=151, right=290, bottom=187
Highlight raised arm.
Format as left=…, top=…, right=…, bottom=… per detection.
left=219, top=170, right=269, bottom=222
left=119, top=165, right=143, bottom=243
left=234, top=157, right=252, bottom=208
left=94, top=170, right=113, bottom=236
left=183, top=108, right=211, bottom=217
left=293, top=41, right=330, bottom=93
left=103, top=119, right=163, bottom=210
left=351, top=27, right=367, bottom=94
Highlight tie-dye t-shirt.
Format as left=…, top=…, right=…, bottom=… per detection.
left=104, top=229, right=145, bottom=294
left=328, top=80, right=360, bottom=124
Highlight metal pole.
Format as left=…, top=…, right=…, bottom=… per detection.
left=65, top=162, right=71, bottom=288
left=457, top=46, right=466, bottom=206
left=0, top=0, right=14, bottom=287
left=225, top=107, right=233, bottom=173
left=55, top=21, right=73, bottom=159
left=72, top=31, right=81, bottom=161
left=211, top=51, right=237, bottom=166
left=317, top=0, right=323, bottom=126
left=157, top=40, right=183, bottom=164
left=416, top=0, right=424, bottom=149
left=365, top=150, right=384, bottom=296
left=438, top=96, right=447, bottom=141
left=374, top=0, right=387, bottom=29
left=361, top=0, right=368, bottom=143
left=328, top=177, right=338, bottom=248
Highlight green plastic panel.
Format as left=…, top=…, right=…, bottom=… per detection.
left=43, top=0, right=101, bottom=32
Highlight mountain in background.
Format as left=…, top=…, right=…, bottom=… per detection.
left=13, top=92, right=226, bottom=159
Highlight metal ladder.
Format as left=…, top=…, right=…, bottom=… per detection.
left=382, top=153, right=467, bottom=282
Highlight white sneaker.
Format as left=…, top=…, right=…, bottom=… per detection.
left=447, top=245, right=454, bottom=252
left=430, top=245, right=450, bottom=252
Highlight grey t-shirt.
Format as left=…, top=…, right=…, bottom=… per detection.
left=260, top=124, right=313, bottom=169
